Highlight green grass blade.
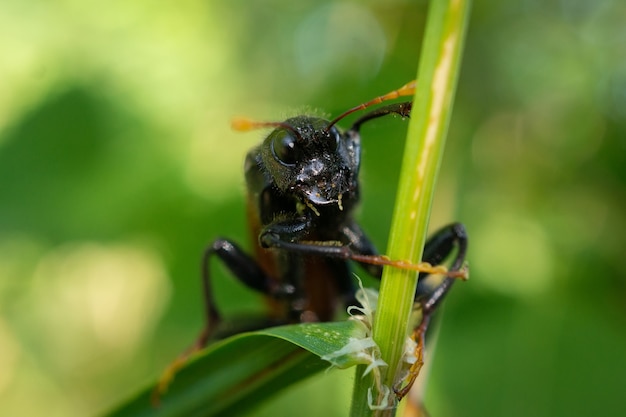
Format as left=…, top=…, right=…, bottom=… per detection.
left=351, top=0, right=471, bottom=414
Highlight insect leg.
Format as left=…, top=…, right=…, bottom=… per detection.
left=200, top=238, right=283, bottom=334
left=260, top=221, right=466, bottom=279
left=417, top=222, right=468, bottom=312
left=154, top=238, right=275, bottom=404
left=394, top=222, right=468, bottom=400
left=340, top=221, right=383, bottom=278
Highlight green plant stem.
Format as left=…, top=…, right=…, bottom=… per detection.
left=350, top=0, right=470, bottom=415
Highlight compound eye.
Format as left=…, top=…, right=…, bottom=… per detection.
left=271, top=131, right=298, bottom=166
left=327, top=128, right=340, bottom=152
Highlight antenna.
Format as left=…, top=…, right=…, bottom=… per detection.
left=325, top=80, right=416, bottom=132
left=231, top=117, right=304, bottom=142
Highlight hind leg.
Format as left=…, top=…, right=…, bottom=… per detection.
left=394, top=223, right=468, bottom=399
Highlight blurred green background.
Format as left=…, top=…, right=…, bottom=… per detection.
left=1, top=1, right=625, bottom=416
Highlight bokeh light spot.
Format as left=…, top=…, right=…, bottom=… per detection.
left=294, top=3, right=387, bottom=87
left=473, top=214, right=554, bottom=297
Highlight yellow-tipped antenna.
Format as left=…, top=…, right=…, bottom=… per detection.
left=231, top=117, right=304, bottom=142
left=231, top=117, right=263, bottom=132
left=325, top=80, right=416, bottom=131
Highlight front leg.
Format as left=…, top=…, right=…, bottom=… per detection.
left=340, top=221, right=384, bottom=278
left=260, top=218, right=466, bottom=279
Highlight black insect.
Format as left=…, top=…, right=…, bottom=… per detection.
left=157, top=81, right=468, bottom=400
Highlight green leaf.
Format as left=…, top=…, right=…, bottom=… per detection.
left=106, top=320, right=361, bottom=417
